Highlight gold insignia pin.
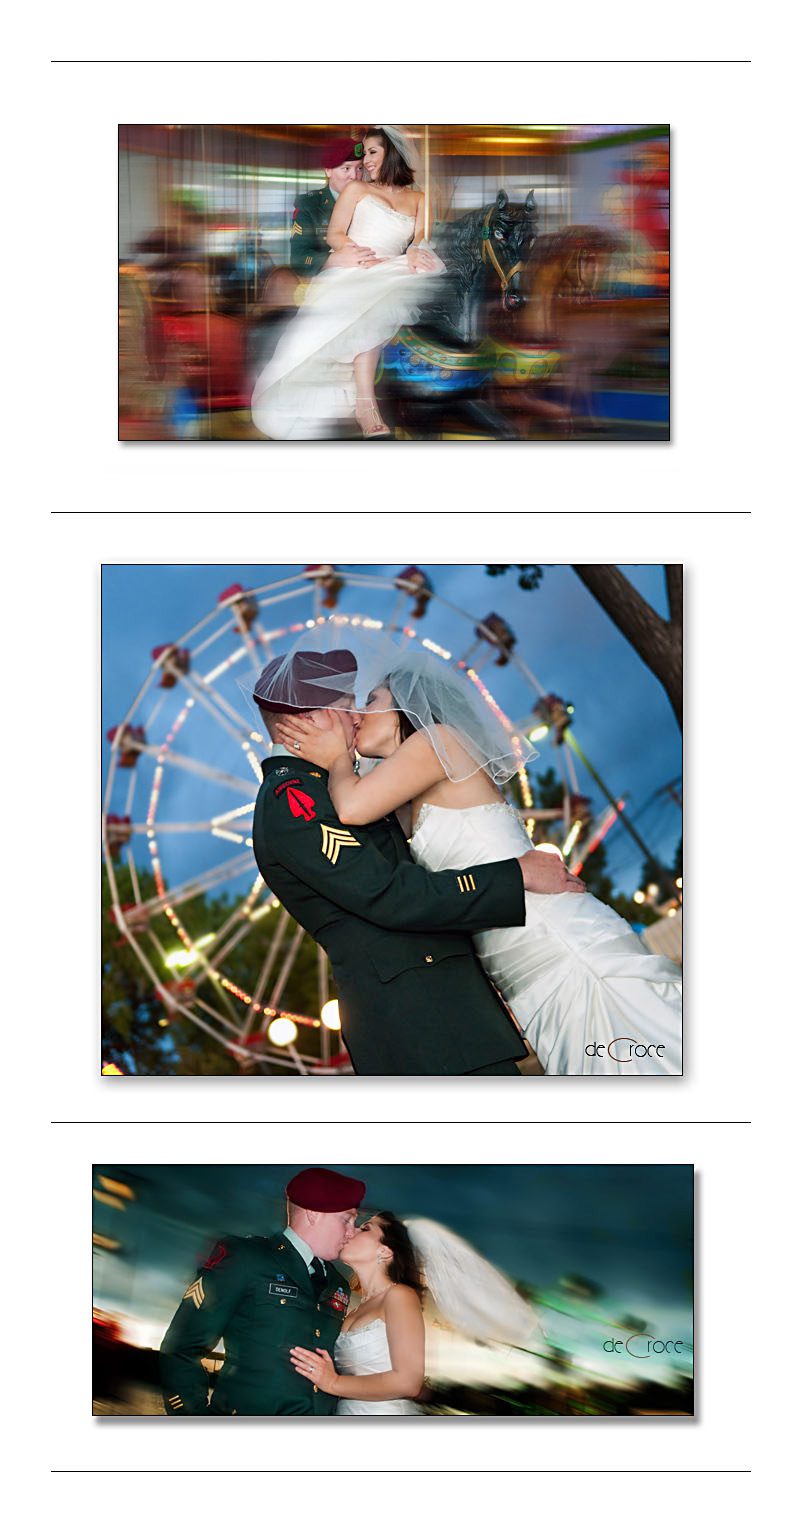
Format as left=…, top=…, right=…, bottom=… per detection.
left=183, top=1277, right=205, bottom=1309
left=321, top=824, right=361, bottom=865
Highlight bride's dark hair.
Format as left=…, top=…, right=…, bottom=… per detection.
left=374, top=1211, right=424, bottom=1294
left=364, top=127, right=415, bottom=188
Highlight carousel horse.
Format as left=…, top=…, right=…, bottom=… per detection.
left=379, top=190, right=550, bottom=439
left=378, top=197, right=618, bottom=439
left=496, top=225, right=626, bottom=433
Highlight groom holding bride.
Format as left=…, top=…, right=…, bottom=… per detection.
left=249, top=627, right=682, bottom=1077
left=160, top=1165, right=542, bottom=1416
left=250, top=642, right=585, bottom=1075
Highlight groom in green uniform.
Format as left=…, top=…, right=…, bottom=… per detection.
left=250, top=648, right=585, bottom=1076
left=160, top=1166, right=364, bottom=1416
left=290, top=135, right=365, bottom=278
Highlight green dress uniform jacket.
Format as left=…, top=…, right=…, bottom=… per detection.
left=160, top=1233, right=350, bottom=1416
left=251, top=756, right=528, bottom=1075
left=290, top=187, right=335, bottom=276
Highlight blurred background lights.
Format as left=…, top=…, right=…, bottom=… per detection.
left=321, top=999, right=342, bottom=1032
left=267, top=1016, right=297, bottom=1047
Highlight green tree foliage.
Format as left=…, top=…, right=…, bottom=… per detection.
left=102, top=861, right=324, bottom=1075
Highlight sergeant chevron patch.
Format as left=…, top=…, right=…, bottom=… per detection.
left=183, top=1277, right=205, bottom=1309
left=320, top=824, right=361, bottom=865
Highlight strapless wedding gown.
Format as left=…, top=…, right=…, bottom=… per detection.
left=410, top=802, right=682, bottom=1076
left=334, top=1318, right=423, bottom=1416
left=251, top=194, right=445, bottom=439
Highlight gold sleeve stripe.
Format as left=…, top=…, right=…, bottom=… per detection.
left=183, top=1277, right=205, bottom=1309
left=457, top=874, right=476, bottom=892
left=320, top=824, right=361, bottom=865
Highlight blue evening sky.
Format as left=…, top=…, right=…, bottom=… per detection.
left=101, top=564, right=682, bottom=892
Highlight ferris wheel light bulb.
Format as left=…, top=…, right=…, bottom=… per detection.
left=268, top=1016, right=298, bottom=1047
left=321, top=999, right=341, bottom=1031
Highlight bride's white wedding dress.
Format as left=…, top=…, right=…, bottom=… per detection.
left=334, top=1318, right=423, bottom=1416
left=410, top=802, right=682, bottom=1075
left=251, top=194, right=445, bottom=440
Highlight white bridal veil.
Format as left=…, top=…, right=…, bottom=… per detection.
left=405, top=1218, right=541, bottom=1350
left=246, top=620, right=538, bottom=786
left=371, top=124, right=421, bottom=179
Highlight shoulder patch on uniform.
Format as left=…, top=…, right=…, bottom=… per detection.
left=320, top=824, right=360, bottom=864
left=273, top=777, right=302, bottom=800
left=203, top=1240, right=229, bottom=1270
left=285, top=785, right=317, bottom=821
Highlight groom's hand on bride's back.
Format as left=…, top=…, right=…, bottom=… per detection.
left=518, top=850, right=586, bottom=894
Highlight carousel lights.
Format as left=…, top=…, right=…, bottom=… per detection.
left=517, top=762, right=534, bottom=810
left=212, top=802, right=256, bottom=824
left=321, top=998, right=342, bottom=1031
left=528, top=724, right=550, bottom=743
left=633, top=890, right=646, bottom=904
left=675, top=877, right=683, bottom=889
left=422, top=638, right=451, bottom=660
left=268, top=1016, right=298, bottom=1047
left=562, top=820, right=583, bottom=859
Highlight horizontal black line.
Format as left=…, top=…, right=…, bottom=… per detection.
left=52, top=58, right=752, bottom=64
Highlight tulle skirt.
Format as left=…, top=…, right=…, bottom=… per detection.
left=251, top=253, right=444, bottom=440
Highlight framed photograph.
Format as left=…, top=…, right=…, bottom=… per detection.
left=101, top=563, right=683, bottom=1078
left=93, top=1162, right=695, bottom=1418
left=119, top=124, right=669, bottom=443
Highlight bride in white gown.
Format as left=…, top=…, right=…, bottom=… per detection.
left=272, top=631, right=683, bottom=1076
left=290, top=1212, right=540, bottom=1414
left=251, top=126, right=444, bottom=441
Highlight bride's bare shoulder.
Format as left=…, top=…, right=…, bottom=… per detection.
left=386, top=1284, right=423, bottom=1314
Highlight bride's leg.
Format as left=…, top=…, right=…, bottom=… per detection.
left=353, top=346, right=390, bottom=437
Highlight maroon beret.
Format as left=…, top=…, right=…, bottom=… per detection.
left=321, top=136, right=364, bottom=171
left=253, top=648, right=357, bottom=713
left=286, top=1167, right=366, bottom=1212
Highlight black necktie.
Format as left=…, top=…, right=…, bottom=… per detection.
left=310, top=1256, right=326, bottom=1298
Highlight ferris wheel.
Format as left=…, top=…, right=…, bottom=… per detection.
left=103, top=566, right=617, bottom=1075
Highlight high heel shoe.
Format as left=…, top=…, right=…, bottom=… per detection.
left=355, top=398, right=393, bottom=439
